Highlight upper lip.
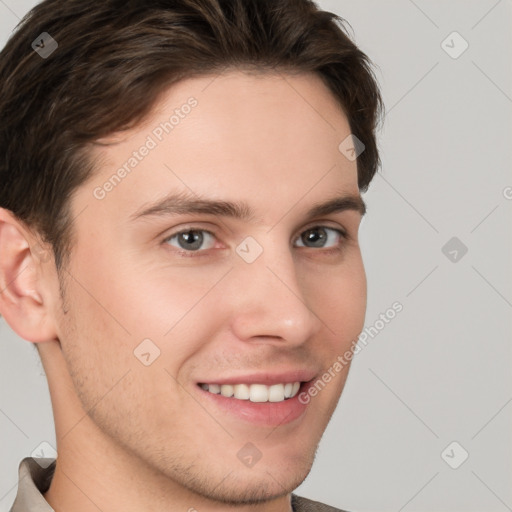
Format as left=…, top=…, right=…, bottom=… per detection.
left=197, top=369, right=318, bottom=386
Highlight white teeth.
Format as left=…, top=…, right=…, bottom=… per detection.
left=250, top=384, right=268, bottom=402
left=209, top=383, right=220, bottom=394
left=233, top=383, right=250, bottom=400
left=201, top=382, right=301, bottom=403
left=268, top=384, right=285, bottom=402
left=220, top=384, right=234, bottom=397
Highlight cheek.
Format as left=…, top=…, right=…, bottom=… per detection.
left=304, top=253, right=367, bottom=344
left=58, top=267, right=195, bottom=431
left=116, top=264, right=231, bottom=359
left=70, top=239, right=219, bottom=336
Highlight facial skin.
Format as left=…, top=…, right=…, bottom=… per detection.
left=0, top=70, right=366, bottom=512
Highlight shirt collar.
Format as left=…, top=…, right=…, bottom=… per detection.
left=10, top=457, right=56, bottom=512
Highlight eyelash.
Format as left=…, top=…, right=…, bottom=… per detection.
left=161, top=225, right=349, bottom=258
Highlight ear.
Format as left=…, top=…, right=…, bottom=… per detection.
left=0, top=208, right=59, bottom=343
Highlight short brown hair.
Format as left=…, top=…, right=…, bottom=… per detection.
left=0, top=0, right=383, bottom=271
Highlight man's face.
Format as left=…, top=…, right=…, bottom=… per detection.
left=54, top=71, right=366, bottom=503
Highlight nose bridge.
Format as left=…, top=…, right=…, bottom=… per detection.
left=228, top=239, right=322, bottom=344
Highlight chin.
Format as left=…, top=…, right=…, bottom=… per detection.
left=152, top=445, right=316, bottom=507
left=199, top=466, right=312, bottom=506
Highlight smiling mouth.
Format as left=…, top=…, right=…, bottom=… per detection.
left=198, top=382, right=302, bottom=403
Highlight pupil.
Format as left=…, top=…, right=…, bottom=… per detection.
left=180, top=230, right=203, bottom=250
left=304, top=228, right=326, bottom=247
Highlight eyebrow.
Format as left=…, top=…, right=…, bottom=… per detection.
left=129, top=190, right=366, bottom=223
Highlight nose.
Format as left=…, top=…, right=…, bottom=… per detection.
left=227, top=244, right=324, bottom=347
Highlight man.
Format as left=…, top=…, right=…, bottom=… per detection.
left=0, top=0, right=382, bottom=510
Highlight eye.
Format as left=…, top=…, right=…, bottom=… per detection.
left=294, top=226, right=346, bottom=249
left=163, top=229, right=216, bottom=252
left=162, top=225, right=347, bottom=257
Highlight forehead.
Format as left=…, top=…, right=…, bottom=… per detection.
left=78, top=70, right=359, bottom=223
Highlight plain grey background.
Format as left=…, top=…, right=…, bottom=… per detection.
left=1, top=1, right=511, bottom=511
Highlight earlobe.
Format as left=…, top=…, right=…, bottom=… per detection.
left=0, top=208, right=58, bottom=343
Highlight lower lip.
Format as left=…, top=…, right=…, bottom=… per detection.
left=196, top=382, right=313, bottom=427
